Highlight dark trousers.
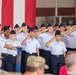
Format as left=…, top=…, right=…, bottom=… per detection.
left=21, top=51, right=26, bottom=73
left=51, top=54, right=64, bottom=75
left=67, top=48, right=76, bottom=52
left=6, top=54, right=17, bottom=72
left=39, top=49, right=52, bottom=74
left=2, top=53, right=7, bottom=71
left=24, top=52, right=37, bottom=73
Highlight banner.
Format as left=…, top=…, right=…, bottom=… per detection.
left=0, top=0, right=36, bottom=28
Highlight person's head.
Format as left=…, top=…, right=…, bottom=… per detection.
left=55, top=30, right=61, bottom=42
left=4, top=26, right=10, bottom=38
left=26, top=56, right=49, bottom=75
left=8, top=25, right=12, bottom=31
left=60, top=23, right=65, bottom=31
left=34, top=26, right=38, bottom=32
left=1, top=28, right=4, bottom=35
left=47, top=23, right=53, bottom=33
left=29, top=28, right=35, bottom=38
left=66, top=22, right=71, bottom=30
left=9, top=30, right=16, bottom=41
left=40, top=23, right=46, bottom=30
left=0, top=53, right=3, bottom=68
left=14, top=24, right=20, bottom=32
left=65, top=51, right=76, bottom=73
left=71, top=22, right=76, bottom=28
left=21, top=23, right=28, bottom=33
left=54, top=23, right=59, bottom=30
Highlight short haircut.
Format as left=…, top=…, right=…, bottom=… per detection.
left=65, top=51, right=76, bottom=69
left=26, top=65, right=42, bottom=72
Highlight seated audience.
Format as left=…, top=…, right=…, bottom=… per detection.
left=65, top=51, right=76, bottom=75
left=59, top=63, right=67, bottom=75
left=25, top=56, right=49, bottom=75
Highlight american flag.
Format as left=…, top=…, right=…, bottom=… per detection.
left=0, top=0, right=36, bottom=28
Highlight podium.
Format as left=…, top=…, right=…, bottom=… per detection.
left=16, top=47, right=22, bottom=72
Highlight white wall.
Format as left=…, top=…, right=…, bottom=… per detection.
left=36, top=0, right=75, bottom=26
left=36, top=0, right=55, bottom=8
left=58, top=0, right=75, bottom=7
left=36, top=17, right=46, bottom=27
left=36, top=0, right=75, bottom=8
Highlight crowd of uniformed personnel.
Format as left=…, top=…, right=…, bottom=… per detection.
left=0, top=22, right=76, bottom=75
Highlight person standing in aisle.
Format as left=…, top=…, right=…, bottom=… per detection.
left=16, top=23, right=28, bottom=73
left=35, top=23, right=47, bottom=57
left=22, top=28, right=41, bottom=73
left=4, top=30, right=21, bottom=72
left=38, top=23, right=54, bottom=73
left=0, top=26, right=10, bottom=71
left=46, top=30, right=67, bottom=75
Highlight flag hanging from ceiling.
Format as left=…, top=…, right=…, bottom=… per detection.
left=0, top=0, right=36, bottom=28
